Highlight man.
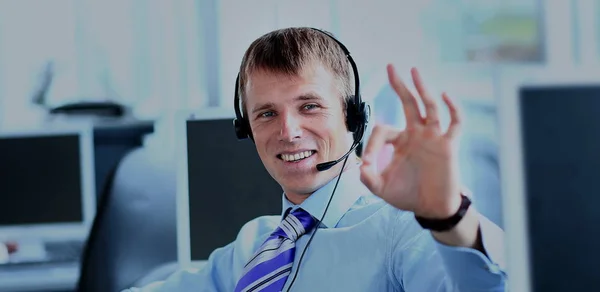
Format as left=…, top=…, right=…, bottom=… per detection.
left=126, top=27, right=506, bottom=291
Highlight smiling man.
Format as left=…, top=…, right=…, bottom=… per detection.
left=247, top=62, right=355, bottom=205
left=125, top=27, right=507, bottom=291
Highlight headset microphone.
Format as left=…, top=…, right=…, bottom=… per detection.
left=316, top=141, right=361, bottom=172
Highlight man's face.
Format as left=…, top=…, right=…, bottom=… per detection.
left=244, top=63, right=354, bottom=199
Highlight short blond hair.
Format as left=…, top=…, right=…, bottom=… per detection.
left=238, top=27, right=354, bottom=117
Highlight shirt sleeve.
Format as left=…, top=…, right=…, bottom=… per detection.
left=121, top=242, right=237, bottom=292
left=390, top=209, right=507, bottom=292
left=434, top=213, right=507, bottom=291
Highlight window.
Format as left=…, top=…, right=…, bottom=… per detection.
left=0, top=0, right=78, bottom=128
left=214, top=0, right=544, bottom=108
left=429, top=0, right=543, bottom=63
left=72, top=0, right=208, bottom=119
left=215, top=0, right=278, bottom=110
left=0, top=0, right=208, bottom=129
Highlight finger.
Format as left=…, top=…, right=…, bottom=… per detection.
left=392, top=131, right=409, bottom=154
left=411, top=68, right=440, bottom=128
left=362, top=124, right=401, bottom=165
left=360, top=159, right=383, bottom=194
left=360, top=124, right=397, bottom=195
left=361, top=130, right=407, bottom=196
left=442, top=92, right=461, bottom=138
left=360, top=161, right=383, bottom=195
left=387, top=64, right=422, bottom=126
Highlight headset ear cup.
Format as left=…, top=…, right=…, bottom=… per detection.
left=234, top=118, right=249, bottom=140
left=359, top=102, right=369, bottom=127
left=346, top=96, right=370, bottom=134
left=345, top=96, right=358, bottom=133
left=348, top=100, right=369, bottom=144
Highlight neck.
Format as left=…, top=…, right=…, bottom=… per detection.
left=285, top=193, right=311, bottom=206
left=284, top=158, right=360, bottom=205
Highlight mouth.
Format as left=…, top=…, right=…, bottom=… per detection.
left=277, top=150, right=316, bottom=163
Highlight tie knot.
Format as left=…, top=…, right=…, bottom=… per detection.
left=274, top=208, right=317, bottom=241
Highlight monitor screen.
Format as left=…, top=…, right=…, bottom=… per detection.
left=0, top=133, right=84, bottom=226
left=520, top=85, right=600, bottom=291
left=186, top=118, right=282, bottom=260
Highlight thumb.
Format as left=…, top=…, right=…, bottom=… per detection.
left=360, top=159, right=383, bottom=195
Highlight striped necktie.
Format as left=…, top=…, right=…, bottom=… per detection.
left=234, top=208, right=317, bottom=292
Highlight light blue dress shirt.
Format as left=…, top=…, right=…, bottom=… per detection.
left=126, top=164, right=507, bottom=291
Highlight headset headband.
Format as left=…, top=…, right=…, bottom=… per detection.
left=233, top=27, right=367, bottom=146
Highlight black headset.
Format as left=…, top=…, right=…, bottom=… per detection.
left=232, top=28, right=369, bottom=156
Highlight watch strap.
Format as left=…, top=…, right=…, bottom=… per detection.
left=414, top=194, right=472, bottom=232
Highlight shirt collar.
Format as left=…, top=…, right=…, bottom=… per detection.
left=280, top=163, right=369, bottom=228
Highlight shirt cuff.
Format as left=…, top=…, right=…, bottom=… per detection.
left=434, top=213, right=507, bottom=289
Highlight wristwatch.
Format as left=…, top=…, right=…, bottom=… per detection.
left=414, top=194, right=472, bottom=232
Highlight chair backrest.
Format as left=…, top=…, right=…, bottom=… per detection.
left=77, top=147, right=178, bottom=292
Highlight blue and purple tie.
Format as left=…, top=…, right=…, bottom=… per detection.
left=234, top=208, right=317, bottom=292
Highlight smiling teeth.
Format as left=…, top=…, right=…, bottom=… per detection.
left=281, top=151, right=314, bottom=162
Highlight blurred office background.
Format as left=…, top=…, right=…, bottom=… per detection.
left=0, top=0, right=599, bottom=291
left=2, top=0, right=598, bottom=224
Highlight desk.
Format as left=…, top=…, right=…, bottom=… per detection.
left=0, top=263, right=78, bottom=292
left=124, top=260, right=208, bottom=288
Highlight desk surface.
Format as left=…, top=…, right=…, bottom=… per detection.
left=0, top=261, right=208, bottom=292
left=0, top=262, right=78, bottom=292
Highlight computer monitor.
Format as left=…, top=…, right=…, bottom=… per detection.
left=0, top=127, right=96, bottom=242
left=176, top=109, right=282, bottom=267
left=498, top=67, right=600, bottom=292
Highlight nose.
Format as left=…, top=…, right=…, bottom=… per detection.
left=278, top=112, right=303, bottom=142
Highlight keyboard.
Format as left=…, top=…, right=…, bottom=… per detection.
left=44, top=240, right=85, bottom=263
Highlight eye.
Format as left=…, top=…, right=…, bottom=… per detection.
left=258, top=111, right=275, bottom=118
left=302, top=103, right=319, bottom=111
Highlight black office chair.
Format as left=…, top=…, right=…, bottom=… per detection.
left=77, top=147, right=178, bottom=292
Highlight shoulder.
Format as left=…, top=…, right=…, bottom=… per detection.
left=236, top=215, right=280, bottom=240
left=231, top=215, right=280, bottom=256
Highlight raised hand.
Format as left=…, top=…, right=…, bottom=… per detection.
left=360, top=65, right=463, bottom=219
